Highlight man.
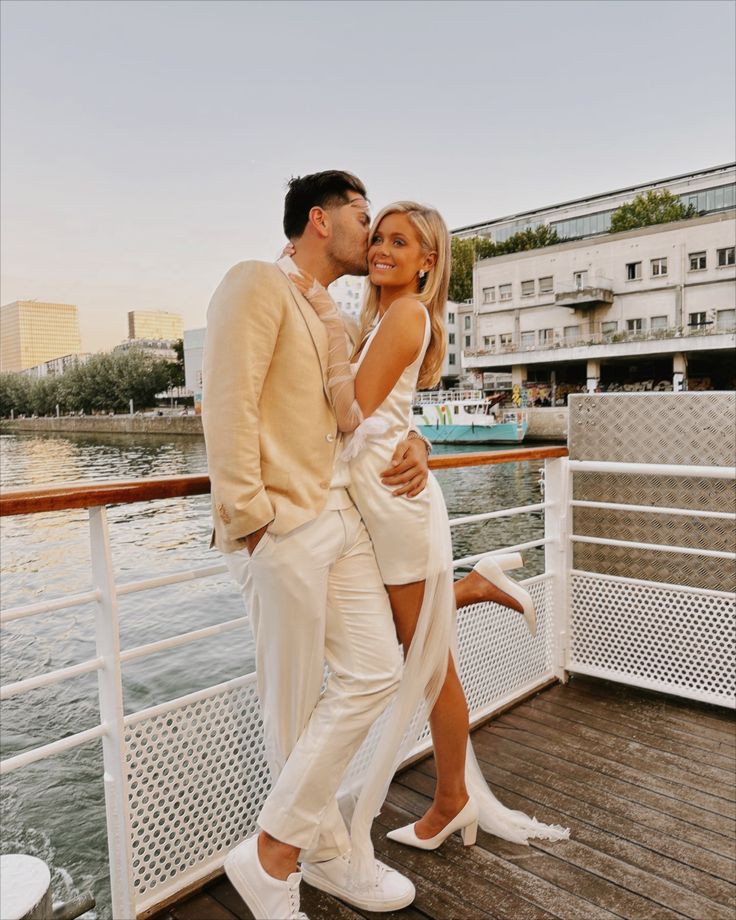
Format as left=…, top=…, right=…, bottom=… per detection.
left=202, top=171, right=430, bottom=919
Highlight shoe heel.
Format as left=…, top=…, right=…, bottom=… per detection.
left=495, top=553, right=523, bottom=572
left=460, top=820, right=478, bottom=846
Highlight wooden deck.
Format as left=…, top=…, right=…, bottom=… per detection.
left=152, top=676, right=736, bottom=920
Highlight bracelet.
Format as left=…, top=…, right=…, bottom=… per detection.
left=407, top=429, right=432, bottom=455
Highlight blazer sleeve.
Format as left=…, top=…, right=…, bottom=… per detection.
left=202, top=261, right=285, bottom=542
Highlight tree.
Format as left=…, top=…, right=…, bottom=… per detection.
left=0, top=373, right=34, bottom=417
left=1, top=350, right=176, bottom=417
left=610, top=189, right=696, bottom=234
left=448, top=226, right=560, bottom=303
left=168, top=338, right=186, bottom=388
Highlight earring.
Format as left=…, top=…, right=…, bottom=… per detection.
left=419, top=270, right=426, bottom=280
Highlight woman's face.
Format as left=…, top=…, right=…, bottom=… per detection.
left=368, top=213, right=427, bottom=289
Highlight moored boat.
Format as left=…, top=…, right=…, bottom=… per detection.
left=412, top=389, right=528, bottom=444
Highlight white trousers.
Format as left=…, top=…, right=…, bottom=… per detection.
left=225, top=495, right=401, bottom=862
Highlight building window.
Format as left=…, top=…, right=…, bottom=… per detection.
left=449, top=353, right=456, bottom=365
left=573, top=271, right=588, bottom=290
left=689, top=252, right=707, bottom=271
left=482, top=287, right=495, bottom=304
left=499, top=284, right=512, bottom=301
left=717, top=247, right=735, bottom=266
left=717, top=309, right=736, bottom=330
left=539, top=328, right=554, bottom=345
left=650, top=315, right=669, bottom=330
left=688, top=311, right=707, bottom=327
left=464, top=316, right=471, bottom=330
left=601, top=321, right=618, bottom=337
left=448, top=311, right=455, bottom=324
left=538, top=276, right=554, bottom=294
left=499, top=333, right=513, bottom=347
left=464, top=335, right=471, bottom=348
left=521, top=280, right=535, bottom=297
left=483, top=336, right=493, bottom=348
left=651, top=257, right=668, bottom=277
left=627, top=318, right=643, bottom=332
left=448, top=333, right=455, bottom=345
left=626, top=262, right=642, bottom=281
left=563, top=325, right=579, bottom=343
left=520, top=331, right=535, bottom=348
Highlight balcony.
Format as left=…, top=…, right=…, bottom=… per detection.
left=466, top=320, right=736, bottom=363
left=555, top=276, right=614, bottom=309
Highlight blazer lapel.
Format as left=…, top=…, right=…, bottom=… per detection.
left=275, top=258, right=329, bottom=392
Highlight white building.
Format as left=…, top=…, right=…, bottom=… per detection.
left=454, top=163, right=735, bottom=244
left=114, top=339, right=178, bottom=361
left=21, top=352, right=91, bottom=379
left=329, top=275, right=365, bottom=320
left=183, top=327, right=205, bottom=412
left=465, top=211, right=735, bottom=396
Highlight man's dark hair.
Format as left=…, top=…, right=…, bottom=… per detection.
left=283, top=170, right=367, bottom=239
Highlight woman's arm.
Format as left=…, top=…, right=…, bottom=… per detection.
left=290, top=274, right=426, bottom=432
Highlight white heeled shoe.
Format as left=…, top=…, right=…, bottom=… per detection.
left=473, top=554, right=537, bottom=637
left=386, top=798, right=479, bottom=851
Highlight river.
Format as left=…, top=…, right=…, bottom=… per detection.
left=0, top=431, right=560, bottom=919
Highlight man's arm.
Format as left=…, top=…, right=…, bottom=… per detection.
left=202, top=262, right=284, bottom=547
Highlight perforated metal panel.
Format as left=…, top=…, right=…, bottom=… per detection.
left=568, top=392, right=736, bottom=706
left=125, top=577, right=555, bottom=914
left=125, top=675, right=270, bottom=910
left=570, top=573, right=735, bottom=706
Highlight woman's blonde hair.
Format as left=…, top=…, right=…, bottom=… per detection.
left=356, top=201, right=451, bottom=390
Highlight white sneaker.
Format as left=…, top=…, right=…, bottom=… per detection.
left=224, top=834, right=308, bottom=919
left=301, top=852, right=415, bottom=912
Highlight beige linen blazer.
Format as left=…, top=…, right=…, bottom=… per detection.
left=202, top=259, right=343, bottom=554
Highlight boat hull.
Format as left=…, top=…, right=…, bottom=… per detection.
left=418, top=422, right=527, bottom=444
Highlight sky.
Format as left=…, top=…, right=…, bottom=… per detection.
left=1, top=0, right=734, bottom=352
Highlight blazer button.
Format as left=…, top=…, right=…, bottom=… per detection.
left=326, top=433, right=335, bottom=442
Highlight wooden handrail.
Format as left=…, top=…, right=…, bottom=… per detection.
left=0, top=447, right=568, bottom=516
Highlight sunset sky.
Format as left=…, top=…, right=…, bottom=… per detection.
left=2, top=0, right=734, bottom=352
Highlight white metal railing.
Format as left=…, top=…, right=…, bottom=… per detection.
left=3, top=445, right=733, bottom=917
left=466, top=321, right=736, bottom=359
left=0, top=452, right=564, bottom=919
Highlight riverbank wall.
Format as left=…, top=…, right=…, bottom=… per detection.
left=1, top=408, right=569, bottom=440
left=0, top=415, right=204, bottom=436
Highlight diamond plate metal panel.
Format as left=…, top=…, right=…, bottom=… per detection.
left=569, top=392, right=736, bottom=465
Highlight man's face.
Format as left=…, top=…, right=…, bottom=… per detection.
left=327, top=193, right=371, bottom=277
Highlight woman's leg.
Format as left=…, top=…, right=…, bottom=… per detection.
left=453, top=569, right=523, bottom=613
left=386, top=581, right=470, bottom=838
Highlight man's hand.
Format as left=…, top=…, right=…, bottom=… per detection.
left=380, top=437, right=429, bottom=497
left=244, top=524, right=269, bottom=555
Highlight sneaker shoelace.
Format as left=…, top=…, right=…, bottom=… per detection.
left=288, top=878, right=307, bottom=919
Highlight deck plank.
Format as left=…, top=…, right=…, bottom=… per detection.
left=542, top=681, right=736, bottom=759
left=148, top=677, right=736, bottom=920
left=486, top=718, right=735, bottom=836
left=528, top=691, right=736, bottom=771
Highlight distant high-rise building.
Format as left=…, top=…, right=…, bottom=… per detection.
left=0, top=301, right=82, bottom=373
left=127, top=310, right=183, bottom=342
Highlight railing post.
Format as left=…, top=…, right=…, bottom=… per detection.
left=88, top=506, right=136, bottom=919
left=544, top=456, right=571, bottom=683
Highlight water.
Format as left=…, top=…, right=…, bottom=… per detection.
left=0, top=431, right=560, bottom=918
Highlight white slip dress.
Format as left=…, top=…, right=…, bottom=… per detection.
left=338, top=307, right=569, bottom=888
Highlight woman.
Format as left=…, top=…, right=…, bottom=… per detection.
left=288, top=201, right=568, bottom=885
